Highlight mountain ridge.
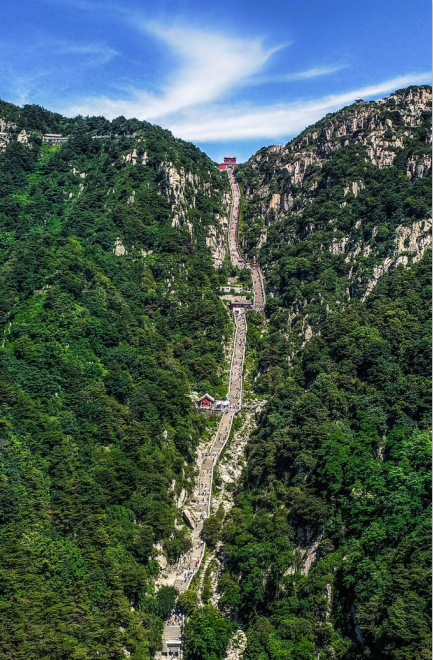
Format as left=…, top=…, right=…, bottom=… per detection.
left=236, top=85, right=431, bottom=348
left=216, top=86, right=431, bottom=660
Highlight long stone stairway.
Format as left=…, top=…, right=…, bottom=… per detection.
left=227, top=169, right=266, bottom=311
left=158, top=169, right=264, bottom=658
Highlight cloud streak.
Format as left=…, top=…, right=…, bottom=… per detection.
left=142, top=23, right=285, bottom=117
left=248, top=64, right=346, bottom=86
left=59, top=24, right=430, bottom=145
left=64, top=24, right=284, bottom=120
left=62, top=70, right=430, bottom=143
left=286, top=65, right=345, bottom=80
left=165, top=73, right=431, bottom=142
left=56, top=42, right=119, bottom=67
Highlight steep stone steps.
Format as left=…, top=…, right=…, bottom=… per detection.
left=161, top=624, right=182, bottom=656
left=158, top=168, right=264, bottom=657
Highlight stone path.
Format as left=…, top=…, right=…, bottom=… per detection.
left=227, top=169, right=266, bottom=311
left=158, top=169, right=264, bottom=658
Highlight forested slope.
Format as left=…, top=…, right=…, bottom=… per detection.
left=217, top=86, right=432, bottom=660
left=0, top=102, right=230, bottom=659
left=0, top=86, right=431, bottom=660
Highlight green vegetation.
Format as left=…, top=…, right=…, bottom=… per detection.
left=201, top=559, right=218, bottom=605
left=183, top=605, right=236, bottom=660
left=0, top=100, right=230, bottom=659
left=220, top=260, right=431, bottom=659
left=177, top=589, right=199, bottom=616
left=237, top=130, right=431, bottom=326
left=218, top=89, right=432, bottom=660
left=0, top=88, right=430, bottom=660
left=202, top=506, right=225, bottom=548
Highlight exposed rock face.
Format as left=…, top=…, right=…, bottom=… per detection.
left=300, top=533, right=323, bottom=575
left=357, top=219, right=432, bottom=300
left=163, top=161, right=228, bottom=266
left=17, top=130, right=28, bottom=143
left=224, top=630, right=247, bottom=660
left=269, top=193, right=280, bottom=209
left=153, top=542, right=167, bottom=570
left=206, top=223, right=227, bottom=268
left=118, top=146, right=228, bottom=266
left=0, top=118, right=14, bottom=132
left=113, top=237, right=127, bottom=256
left=394, top=219, right=432, bottom=256
left=122, top=149, right=147, bottom=165
left=197, top=555, right=221, bottom=607
left=0, top=116, right=228, bottom=269
left=328, top=218, right=433, bottom=300
left=245, top=86, right=431, bottom=225
left=237, top=86, right=432, bottom=345
left=212, top=410, right=257, bottom=514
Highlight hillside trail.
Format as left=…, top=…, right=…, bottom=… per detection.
left=157, top=169, right=265, bottom=658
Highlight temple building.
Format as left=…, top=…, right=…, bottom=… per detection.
left=43, top=133, right=69, bottom=143
left=219, top=156, right=237, bottom=170
left=195, top=394, right=229, bottom=411
left=195, top=393, right=215, bottom=408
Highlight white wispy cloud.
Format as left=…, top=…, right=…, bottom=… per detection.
left=62, top=69, right=430, bottom=143
left=59, top=24, right=430, bottom=144
left=287, top=65, right=345, bottom=80
left=165, top=73, right=431, bottom=142
left=248, top=64, right=346, bottom=86
left=63, top=23, right=285, bottom=119
left=141, top=23, right=285, bottom=117
left=55, top=42, right=119, bottom=67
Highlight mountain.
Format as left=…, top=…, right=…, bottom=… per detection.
left=217, top=86, right=431, bottom=660
left=237, top=85, right=431, bottom=337
left=0, top=86, right=431, bottom=660
left=0, top=100, right=232, bottom=659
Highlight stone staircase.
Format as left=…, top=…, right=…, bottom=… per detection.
left=173, top=409, right=237, bottom=594
left=162, top=624, right=182, bottom=655
left=158, top=168, right=263, bottom=658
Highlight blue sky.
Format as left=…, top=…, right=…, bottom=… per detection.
left=1, top=0, right=431, bottom=162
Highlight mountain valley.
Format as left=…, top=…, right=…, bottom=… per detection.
left=0, top=86, right=430, bottom=660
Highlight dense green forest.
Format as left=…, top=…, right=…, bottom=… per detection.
left=0, top=100, right=232, bottom=659
left=217, top=87, right=432, bottom=660
left=0, top=88, right=430, bottom=660
left=220, top=260, right=431, bottom=660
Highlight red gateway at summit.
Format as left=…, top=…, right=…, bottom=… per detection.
left=219, top=156, right=237, bottom=170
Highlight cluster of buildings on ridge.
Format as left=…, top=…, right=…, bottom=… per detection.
left=42, top=133, right=138, bottom=143
left=22, top=138, right=242, bottom=168
left=43, top=133, right=69, bottom=143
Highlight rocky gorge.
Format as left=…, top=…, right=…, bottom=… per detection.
left=0, top=86, right=430, bottom=660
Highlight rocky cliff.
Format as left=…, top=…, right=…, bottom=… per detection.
left=237, top=85, right=432, bottom=348
left=244, top=86, right=431, bottom=218
left=219, top=86, right=431, bottom=660
left=0, top=100, right=229, bottom=270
